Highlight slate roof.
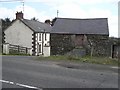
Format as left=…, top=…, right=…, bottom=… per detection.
left=51, top=18, right=109, bottom=35
left=21, top=19, right=52, bottom=33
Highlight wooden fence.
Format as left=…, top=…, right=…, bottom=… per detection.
left=3, top=43, right=32, bottom=55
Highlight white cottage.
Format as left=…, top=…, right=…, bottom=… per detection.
left=4, top=12, right=51, bottom=56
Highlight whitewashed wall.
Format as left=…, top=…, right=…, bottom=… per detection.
left=43, top=33, right=50, bottom=57
left=43, top=47, right=50, bottom=57
left=35, top=32, right=50, bottom=56
left=5, top=20, right=33, bottom=48
left=4, top=19, right=50, bottom=56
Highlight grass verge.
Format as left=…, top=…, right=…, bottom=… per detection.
left=38, top=55, right=119, bottom=66
left=2, top=53, right=30, bottom=56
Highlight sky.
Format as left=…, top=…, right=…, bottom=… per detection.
left=0, top=0, right=119, bottom=37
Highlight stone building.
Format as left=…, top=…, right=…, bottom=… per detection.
left=51, top=18, right=109, bottom=56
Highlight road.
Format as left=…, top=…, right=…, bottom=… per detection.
left=2, top=56, right=118, bottom=89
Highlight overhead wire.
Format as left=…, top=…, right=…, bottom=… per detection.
left=0, top=0, right=25, bottom=13
left=0, top=0, right=22, bottom=2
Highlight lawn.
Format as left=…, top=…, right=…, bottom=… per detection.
left=38, top=55, right=119, bottom=66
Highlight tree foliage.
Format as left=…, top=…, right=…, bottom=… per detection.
left=31, top=17, right=38, bottom=21
left=51, top=18, right=57, bottom=26
left=1, top=18, right=12, bottom=43
left=2, top=18, right=11, bottom=30
left=44, top=19, right=51, bottom=25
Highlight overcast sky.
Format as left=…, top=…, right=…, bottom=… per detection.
left=0, top=0, right=119, bottom=37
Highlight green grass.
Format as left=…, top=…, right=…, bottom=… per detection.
left=38, top=55, right=119, bottom=66
left=81, top=56, right=119, bottom=66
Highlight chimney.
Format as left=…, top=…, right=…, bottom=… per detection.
left=16, top=11, right=23, bottom=19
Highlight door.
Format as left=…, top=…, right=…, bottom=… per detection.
left=37, top=43, right=42, bottom=55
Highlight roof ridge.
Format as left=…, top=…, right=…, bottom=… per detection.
left=19, top=18, right=51, bottom=32
left=56, top=17, right=107, bottom=20
left=22, top=19, right=50, bottom=26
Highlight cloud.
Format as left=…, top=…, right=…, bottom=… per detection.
left=15, top=5, right=41, bottom=19
left=108, top=16, right=118, bottom=37
left=20, top=5, right=52, bottom=21
left=0, top=7, right=14, bottom=19
left=53, top=2, right=118, bottom=37
left=0, top=0, right=118, bottom=37
left=0, top=5, right=51, bottom=22
left=55, top=3, right=86, bottom=18
left=24, top=0, right=118, bottom=4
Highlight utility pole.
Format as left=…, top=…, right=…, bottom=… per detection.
left=22, top=0, right=24, bottom=13
left=57, top=10, right=59, bottom=17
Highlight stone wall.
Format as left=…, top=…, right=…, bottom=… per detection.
left=50, top=34, right=75, bottom=55
left=86, top=35, right=111, bottom=56
left=66, top=48, right=86, bottom=57
left=50, top=34, right=110, bottom=57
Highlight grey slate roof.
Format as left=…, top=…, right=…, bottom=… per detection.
left=51, top=18, right=109, bottom=35
left=21, top=19, right=52, bottom=33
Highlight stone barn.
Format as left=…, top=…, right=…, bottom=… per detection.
left=51, top=18, right=109, bottom=56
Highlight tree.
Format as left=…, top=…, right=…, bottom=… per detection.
left=44, top=19, right=51, bottom=25
left=1, top=18, right=12, bottom=43
left=31, top=17, right=38, bottom=21
left=2, top=18, right=11, bottom=30
left=51, top=18, right=57, bottom=26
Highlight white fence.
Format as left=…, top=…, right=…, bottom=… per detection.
left=3, top=43, right=32, bottom=55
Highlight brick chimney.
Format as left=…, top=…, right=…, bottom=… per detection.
left=16, top=11, right=23, bottom=19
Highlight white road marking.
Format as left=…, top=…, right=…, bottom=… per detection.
left=111, top=66, right=119, bottom=69
left=0, top=79, right=41, bottom=89
left=9, top=81, right=14, bottom=85
left=16, top=83, right=38, bottom=89
left=0, top=80, right=10, bottom=84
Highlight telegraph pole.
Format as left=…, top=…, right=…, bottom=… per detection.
left=22, top=0, right=24, bottom=13
left=21, top=0, right=24, bottom=13
left=57, top=10, right=59, bottom=17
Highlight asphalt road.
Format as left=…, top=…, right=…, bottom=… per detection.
left=2, top=56, right=118, bottom=89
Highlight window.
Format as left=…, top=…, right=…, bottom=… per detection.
left=45, top=33, right=47, bottom=41
left=39, top=44, right=41, bottom=53
left=38, top=44, right=42, bottom=53
left=39, top=33, right=41, bottom=41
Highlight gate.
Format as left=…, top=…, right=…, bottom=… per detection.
left=3, top=43, right=32, bottom=55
